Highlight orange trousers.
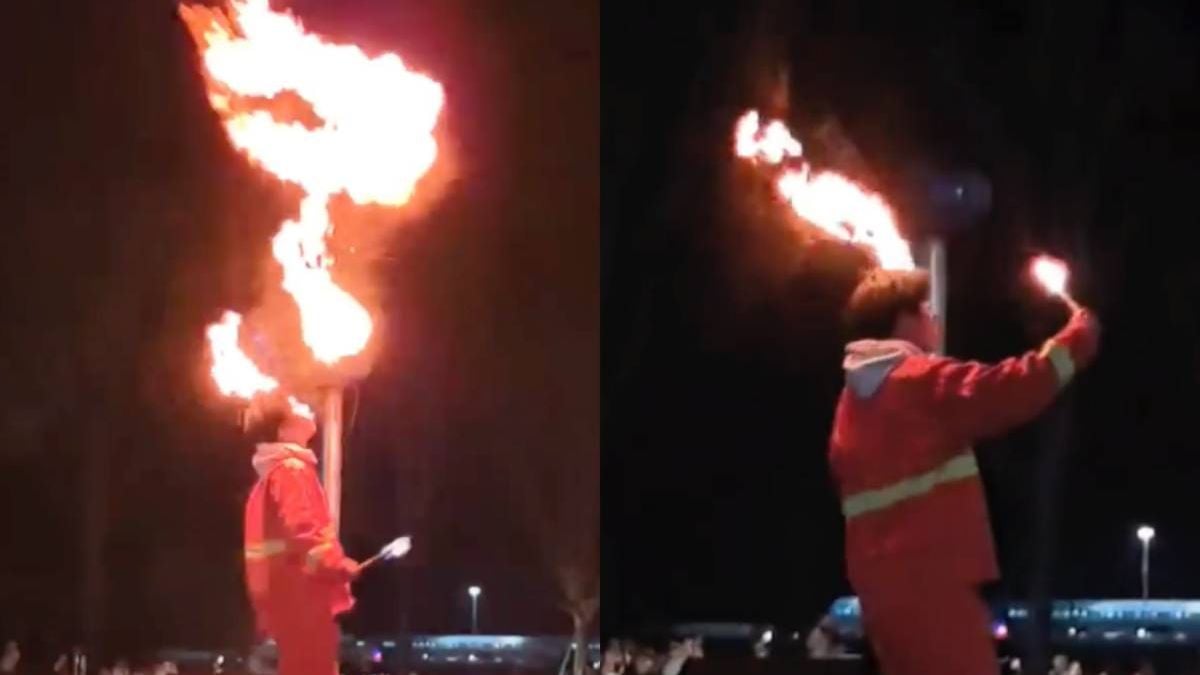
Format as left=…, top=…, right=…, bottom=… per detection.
left=265, top=606, right=339, bottom=675
left=858, top=577, right=998, bottom=675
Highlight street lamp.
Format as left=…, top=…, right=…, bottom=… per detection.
left=1136, top=526, right=1155, bottom=599
left=468, top=585, right=482, bottom=634
left=919, top=170, right=991, bottom=356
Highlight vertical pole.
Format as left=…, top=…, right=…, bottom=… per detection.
left=322, top=387, right=344, bottom=533
left=471, top=596, right=479, bottom=634
left=929, top=238, right=948, bottom=355
left=1142, top=541, right=1150, bottom=600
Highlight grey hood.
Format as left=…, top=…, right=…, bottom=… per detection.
left=843, top=339, right=924, bottom=399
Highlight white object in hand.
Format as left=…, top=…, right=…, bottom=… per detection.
left=1031, top=254, right=1081, bottom=312
left=1032, top=255, right=1069, bottom=297
left=380, top=536, right=412, bottom=560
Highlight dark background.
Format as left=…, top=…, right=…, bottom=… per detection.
left=0, top=0, right=596, bottom=661
left=603, top=0, right=1200, bottom=636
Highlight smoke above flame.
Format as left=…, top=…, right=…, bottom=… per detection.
left=185, top=0, right=444, bottom=412
left=734, top=110, right=915, bottom=271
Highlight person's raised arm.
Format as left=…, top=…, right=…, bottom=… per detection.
left=924, top=308, right=1100, bottom=441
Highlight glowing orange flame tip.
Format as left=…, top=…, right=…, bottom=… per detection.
left=734, top=110, right=915, bottom=271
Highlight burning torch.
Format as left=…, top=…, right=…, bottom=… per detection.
left=1030, top=254, right=1081, bottom=313
left=358, top=536, right=414, bottom=572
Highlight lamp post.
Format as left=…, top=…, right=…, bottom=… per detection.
left=468, top=585, right=482, bottom=634
left=1137, top=525, right=1155, bottom=599
left=321, top=387, right=344, bottom=531
left=919, top=170, right=991, bottom=357
left=929, top=239, right=947, bottom=355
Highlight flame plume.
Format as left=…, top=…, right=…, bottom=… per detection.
left=734, top=110, right=914, bottom=271
left=185, top=0, right=444, bottom=412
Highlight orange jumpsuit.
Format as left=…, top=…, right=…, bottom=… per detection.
left=244, top=442, right=355, bottom=675
left=829, top=310, right=1098, bottom=675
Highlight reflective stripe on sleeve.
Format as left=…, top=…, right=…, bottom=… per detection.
left=842, top=450, right=979, bottom=519
left=1040, top=340, right=1076, bottom=388
left=244, top=539, right=288, bottom=560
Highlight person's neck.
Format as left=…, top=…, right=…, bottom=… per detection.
left=891, top=333, right=928, bottom=352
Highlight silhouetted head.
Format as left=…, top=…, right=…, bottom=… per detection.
left=844, top=268, right=939, bottom=351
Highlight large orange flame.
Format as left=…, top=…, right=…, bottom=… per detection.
left=206, top=311, right=279, bottom=399
left=181, top=0, right=444, bottom=364
left=205, top=311, right=314, bottom=419
left=735, top=110, right=802, bottom=165
left=734, top=110, right=915, bottom=271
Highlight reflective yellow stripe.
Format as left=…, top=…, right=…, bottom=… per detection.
left=305, top=541, right=334, bottom=572
left=245, top=539, right=288, bottom=560
left=1041, top=341, right=1075, bottom=388
left=842, top=451, right=979, bottom=519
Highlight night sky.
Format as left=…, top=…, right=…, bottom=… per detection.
left=603, top=0, right=1200, bottom=636
left=0, top=0, right=596, bottom=661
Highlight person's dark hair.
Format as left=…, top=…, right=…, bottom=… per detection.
left=843, top=268, right=930, bottom=340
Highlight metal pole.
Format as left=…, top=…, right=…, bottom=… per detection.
left=929, top=238, right=948, bottom=355
left=1142, top=541, right=1150, bottom=599
left=471, top=596, right=479, bottom=634
left=322, top=387, right=344, bottom=533
left=320, top=387, right=346, bottom=657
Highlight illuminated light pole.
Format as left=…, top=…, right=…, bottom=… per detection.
left=468, top=585, right=482, bottom=634
left=922, top=171, right=991, bottom=356
left=322, top=387, right=344, bottom=531
left=1137, top=525, right=1156, bottom=600
left=929, top=239, right=947, bottom=355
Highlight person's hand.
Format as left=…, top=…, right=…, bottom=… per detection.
left=340, top=558, right=362, bottom=581
left=1066, top=306, right=1101, bottom=367
left=1070, top=305, right=1100, bottom=334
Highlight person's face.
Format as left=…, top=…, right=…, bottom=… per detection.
left=277, top=415, right=317, bottom=445
left=895, top=302, right=940, bottom=352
